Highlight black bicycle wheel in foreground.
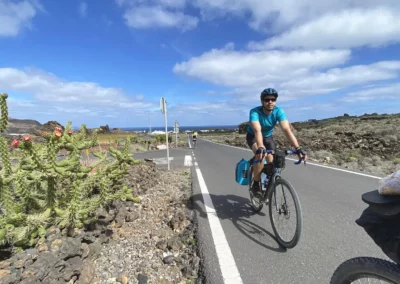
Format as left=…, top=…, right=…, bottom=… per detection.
left=330, top=257, right=400, bottom=284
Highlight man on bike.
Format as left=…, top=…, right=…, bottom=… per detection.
left=246, top=88, right=307, bottom=197
left=192, top=131, right=198, bottom=140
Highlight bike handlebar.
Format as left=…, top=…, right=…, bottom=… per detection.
left=251, top=149, right=307, bottom=165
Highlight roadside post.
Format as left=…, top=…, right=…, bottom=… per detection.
left=160, top=97, right=170, bottom=170
left=174, top=120, right=180, bottom=148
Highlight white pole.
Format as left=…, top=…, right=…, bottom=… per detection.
left=164, top=100, right=170, bottom=170
left=175, top=121, right=178, bottom=148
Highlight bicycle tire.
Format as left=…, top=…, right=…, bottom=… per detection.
left=248, top=166, right=264, bottom=212
left=330, top=257, right=400, bottom=284
left=268, top=177, right=302, bottom=248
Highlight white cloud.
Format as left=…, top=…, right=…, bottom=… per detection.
left=173, top=48, right=351, bottom=87
left=79, top=2, right=87, bottom=18
left=341, top=83, right=400, bottom=102
left=114, top=0, right=126, bottom=6
left=158, top=0, right=186, bottom=8
left=192, top=0, right=400, bottom=32
left=116, top=0, right=196, bottom=31
left=249, top=7, right=400, bottom=50
left=281, top=61, right=400, bottom=90
left=114, top=0, right=400, bottom=37
left=115, top=0, right=186, bottom=8
left=123, top=5, right=198, bottom=31
left=0, top=0, right=39, bottom=36
left=0, top=67, right=158, bottom=126
left=169, top=100, right=248, bottom=125
left=173, top=46, right=400, bottom=103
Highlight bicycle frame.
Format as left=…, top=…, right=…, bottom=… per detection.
left=261, top=165, right=288, bottom=212
left=250, top=149, right=305, bottom=209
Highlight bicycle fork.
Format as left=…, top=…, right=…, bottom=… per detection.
left=270, top=175, right=290, bottom=218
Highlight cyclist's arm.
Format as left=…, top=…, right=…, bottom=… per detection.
left=250, top=121, right=265, bottom=150
left=279, top=120, right=300, bottom=148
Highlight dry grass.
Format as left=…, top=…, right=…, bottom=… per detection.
left=96, top=133, right=136, bottom=144
left=79, top=156, right=106, bottom=175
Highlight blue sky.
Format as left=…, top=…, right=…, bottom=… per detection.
left=1, top=0, right=399, bottom=128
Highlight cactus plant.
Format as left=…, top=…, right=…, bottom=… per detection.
left=0, top=92, right=141, bottom=247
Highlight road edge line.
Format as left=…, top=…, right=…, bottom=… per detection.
left=201, top=138, right=382, bottom=180
left=193, top=153, right=244, bottom=284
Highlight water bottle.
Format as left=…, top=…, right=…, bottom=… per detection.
left=261, top=172, right=268, bottom=191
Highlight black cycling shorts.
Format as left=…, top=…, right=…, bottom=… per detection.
left=246, top=133, right=276, bottom=152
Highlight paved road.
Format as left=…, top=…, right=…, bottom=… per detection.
left=191, top=138, right=389, bottom=284
left=132, top=147, right=194, bottom=170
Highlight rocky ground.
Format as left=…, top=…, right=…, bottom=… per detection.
left=202, top=113, right=400, bottom=177
left=1, top=118, right=189, bottom=153
left=0, top=162, right=202, bottom=284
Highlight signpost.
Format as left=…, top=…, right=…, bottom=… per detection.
left=160, top=97, right=170, bottom=170
left=174, top=120, right=180, bottom=148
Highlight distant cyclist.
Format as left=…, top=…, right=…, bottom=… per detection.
left=192, top=131, right=198, bottom=141
left=246, top=88, right=307, bottom=196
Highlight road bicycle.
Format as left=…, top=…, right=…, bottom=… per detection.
left=248, top=149, right=305, bottom=249
left=330, top=189, right=400, bottom=284
left=192, top=137, right=197, bottom=148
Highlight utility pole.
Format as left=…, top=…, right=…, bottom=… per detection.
left=160, top=97, right=170, bottom=170
left=174, top=120, right=180, bottom=147
left=149, top=115, right=151, bottom=132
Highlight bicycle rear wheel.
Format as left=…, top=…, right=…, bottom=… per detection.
left=248, top=166, right=264, bottom=212
left=268, top=177, right=302, bottom=248
left=330, top=257, right=400, bottom=284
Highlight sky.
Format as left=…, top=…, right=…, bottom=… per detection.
left=0, top=0, right=399, bottom=128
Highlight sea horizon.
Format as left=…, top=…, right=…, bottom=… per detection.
left=119, top=124, right=238, bottom=132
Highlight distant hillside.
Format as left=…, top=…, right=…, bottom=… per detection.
left=206, top=112, right=400, bottom=176
left=4, top=118, right=42, bottom=134
left=1, top=118, right=106, bottom=137
left=290, top=113, right=400, bottom=131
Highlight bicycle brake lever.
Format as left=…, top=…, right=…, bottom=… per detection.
left=294, top=159, right=302, bottom=165
left=294, top=156, right=307, bottom=166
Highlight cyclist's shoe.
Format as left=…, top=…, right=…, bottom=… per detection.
left=251, top=181, right=263, bottom=199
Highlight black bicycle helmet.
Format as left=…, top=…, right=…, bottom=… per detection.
left=260, top=88, right=278, bottom=99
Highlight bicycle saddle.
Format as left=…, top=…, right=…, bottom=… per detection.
left=362, top=189, right=400, bottom=215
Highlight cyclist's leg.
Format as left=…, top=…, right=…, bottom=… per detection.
left=263, top=136, right=276, bottom=175
left=246, top=133, right=265, bottom=193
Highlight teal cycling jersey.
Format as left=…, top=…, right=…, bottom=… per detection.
left=246, top=106, right=287, bottom=137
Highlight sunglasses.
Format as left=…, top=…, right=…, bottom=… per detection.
left=263, top=98, right=276, bottom=102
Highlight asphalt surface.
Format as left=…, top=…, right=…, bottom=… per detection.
left=132, top=147, right=194, bottom=169
left=190, top=138, right=389, bottom=284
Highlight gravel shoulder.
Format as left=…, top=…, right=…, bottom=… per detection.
left=0, top=162, right=203, bottom=284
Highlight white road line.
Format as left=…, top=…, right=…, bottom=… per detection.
left=188, top=134, right=192, bottom=148
left=184, top=155, right=193, bottom=167
left=152, top=157, right=174, bottom=165
left=202, top=139, right=382, bottom=179
left=286, top=158, right=382, bottom=179
left=195, top=162, right=243, bottom=283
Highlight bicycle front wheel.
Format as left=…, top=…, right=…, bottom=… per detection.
left=330, top=257, right=400, bottom=284
left=268, top=177, right=302, bottom=248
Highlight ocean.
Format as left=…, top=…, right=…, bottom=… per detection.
left=120, top=125, right=238, bottom=132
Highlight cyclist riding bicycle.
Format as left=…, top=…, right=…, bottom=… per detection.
left=192, top=131, right=198, bottom=141
left=246, top=88, right=307, bottom=197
